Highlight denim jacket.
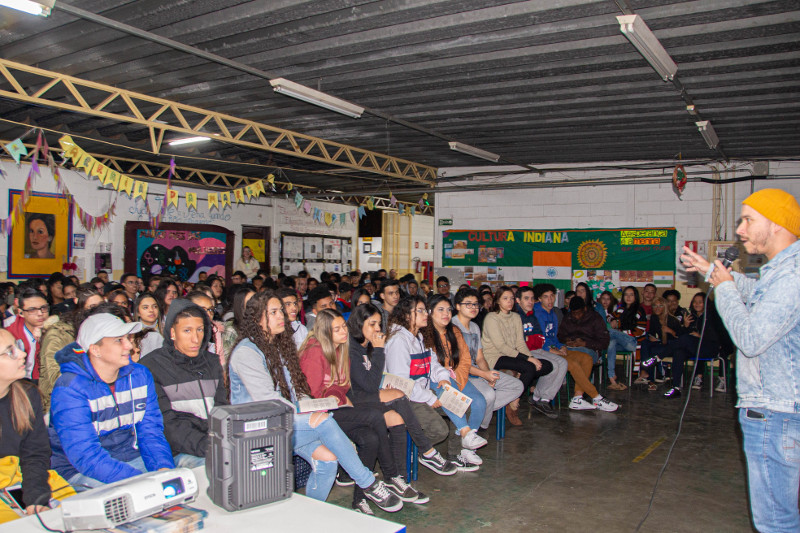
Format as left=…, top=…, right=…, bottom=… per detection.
left=715, top=240, right=800, bottom=412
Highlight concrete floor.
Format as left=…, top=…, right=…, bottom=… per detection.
left=328, top=383, right=753, bottom=533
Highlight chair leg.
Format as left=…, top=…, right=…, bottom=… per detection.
left=406, top=432, right=419, bottom=481
left=496, top=406, right=506, bottom=440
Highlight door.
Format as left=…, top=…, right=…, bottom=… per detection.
left=241, top=225, right=271, bottom=275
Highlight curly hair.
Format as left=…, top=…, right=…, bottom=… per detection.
left=386, top=294, right=427, bottom=343
left=232, top=290, right=310, bottom=400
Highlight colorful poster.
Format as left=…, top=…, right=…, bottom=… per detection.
left=443, top=228, right=677, bottom=290
left=7, top=190, right=72, bottom=278
left=136, top=228, right=228, bottom=282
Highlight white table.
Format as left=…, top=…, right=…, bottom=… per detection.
left=0, top=468, right=406, bottom=533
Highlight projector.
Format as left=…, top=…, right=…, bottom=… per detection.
left=60, top=468, right=198, bottom=530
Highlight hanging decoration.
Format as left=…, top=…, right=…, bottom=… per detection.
left=672, top=164, right=687, bottom=197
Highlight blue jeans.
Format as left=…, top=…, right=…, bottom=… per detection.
left=607, top=329, right=637, bottom=379
left=292, top=413, right=375, bottom=501
left=175, top=453, right=206, bottom=468
left=739, top=408, right=800, bottom=533
left=67, top=456, right=146, bottom=490
left=430, top=378, right=487, bottom=433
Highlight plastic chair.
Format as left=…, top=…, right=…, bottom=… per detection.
left=406, top=433, right=419, bottom=481
left=496, top=406, right=506, bottom=440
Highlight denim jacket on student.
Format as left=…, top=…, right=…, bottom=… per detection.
left=714, top=240, right=800, bottom=413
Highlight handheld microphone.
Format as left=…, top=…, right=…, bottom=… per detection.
left=705, top=247, right=740, bottom=282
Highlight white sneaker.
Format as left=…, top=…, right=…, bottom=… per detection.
left=569, top=397, right=596, bottom=411
left=460, top=429, right=488, bottom=450
left=692, top=375, right=703, bottom=390
left=715, top=377, right=727, bottom=392
left=592, top=397, right=619, bottom=412
left=459, top=448, right=483, bottom=466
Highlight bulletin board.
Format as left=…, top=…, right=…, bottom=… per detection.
left=280, top=232, right=352, bottom=277
left=124, top=222, right=234, bottom=282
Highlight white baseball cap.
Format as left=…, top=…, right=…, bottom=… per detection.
left=77, top=313, right=143, bottom=351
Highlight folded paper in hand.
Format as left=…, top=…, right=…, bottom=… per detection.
left=438, top=384, right=472, bottom=418
left=295, top=397, right=340, bottom=414
left=380, top=373, right=415, bottom=398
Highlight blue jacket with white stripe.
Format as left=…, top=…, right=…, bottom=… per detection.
left=48, top=342, right=174, bottom=484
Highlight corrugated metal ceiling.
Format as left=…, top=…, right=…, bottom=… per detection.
left=1, top=0, right=799, bottom=200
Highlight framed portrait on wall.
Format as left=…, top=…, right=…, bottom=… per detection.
left=7, top=190, right=72, bottom=278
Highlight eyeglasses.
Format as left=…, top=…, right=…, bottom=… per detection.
left=0, top=339, right=26, bottom=360
left=459, top=303, right=480, bottom=309
left=22, top=305, right=49, bottom=314
left=437, top=284, right=449, bottom=289
left=414, top=308, right=429, bottom=315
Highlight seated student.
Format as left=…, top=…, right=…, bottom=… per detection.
left=557, top=296, right=610, bottom=368
left=0, top=328, right=75, bottom=523
left=637, top=297, right=681, bottom=390
left=376, top=280, right=402, bottom=334
left=133, top=292, right=164, bottom=358
left=227, top=291, right=400, bottom=511
left=348, top=303, right=456, bottom=478
left=533, top=283, right=619, bottom=412
left=186, top=291, right=226, bottom=368
left=435, top=276, right=452, bottom=300
left=336, top=282, right=353, bottom=319
left=140, top=300, right=229, bottom=467
left=481, top=286, right=554, bottom=423
left=384, top=296, right=478, bottom=472
left=597, top=290, right=631, bottom=391
left=38, top=289, right=105, bottom=411
left=277, top=288, right=308, bottom=349
left=300, top=308, right=421, bottom=514
left=418, top=280, right=431, bottom=299
left=422, top=295, right=488, bottom=465
left=48, top=314, right=174, bottom=488
left=640, top=283, right=657, bottom=319
left=7, top=288, right=50, bottom=380
left=305, top=285, right=335, bottom=331
left=351, top=288, right=372, bottom=309
left=663, top=292, right=722, bottom=398
left=514, top=286, right=569, bottom=418
left=222, top=286, right=256, bottom=357
left=575, top=283, right=605, bottom=316
left=154, top=279, right=181, bottom=319
left=452, top=288, right=525, bottom=427
left=406, top=279, right=419, bottom=297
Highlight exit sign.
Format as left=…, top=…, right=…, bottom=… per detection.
left=438, top=218, right=453, bottom=226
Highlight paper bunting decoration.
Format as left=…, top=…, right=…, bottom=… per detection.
left=91, top=160, right=108, bottom=181
left=350, top=210, right=356, bottom=222
left=410, top=205, right=416, bottom=216
left=254, top=180, right=266, bottom=196
left=245, top=183, right=255, bottom=199
left=267, top=174, right=275, bottom=186
left=324, top=212, right=333, bottom=226
left=287, top=182, right=293, bottom=191
left=208, top=192, right=219, bottom=210
left=358, top=206, right=366, bottom=219
left=4, top=138, right=27, bottom=164
left=367, top=197, right=374, bottom=210
left=339, top=213, right=346, bottom=226
left=234, top=188, right=245, bottom=204
left=303, top=200, right=312, bottom=214
left=186, top=192, right=197, bottom=210
left=104, top=168, right=120, bottom=189
left=390, top=194, right=397, bottom=207
left=166, top=189, right=179, bottom=207
left=294, top=191, right=303, bottom=208
left=134, top=180, right=148, bottom=200
left=398, top=203, right=405, bottom=215
left=119, top=175, right=134, bottom=196
left=220, top=191, right=231, bottom=208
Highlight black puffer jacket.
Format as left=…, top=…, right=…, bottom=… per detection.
left=140, top=299, right=228, bottom=458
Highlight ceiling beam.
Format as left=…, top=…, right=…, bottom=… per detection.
left=0, top=58, right=437, bottom=185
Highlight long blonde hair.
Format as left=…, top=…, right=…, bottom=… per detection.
left=1, top=381, right=35, bottom=438
left=299, top=308, right=350, bottom=386
left=652, top=296, right=669, bottom=328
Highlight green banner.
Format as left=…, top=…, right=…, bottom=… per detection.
left=442, top=227, right=677, bottom=291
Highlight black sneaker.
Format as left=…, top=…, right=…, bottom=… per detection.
left=418, top=450, right=458, bottom=476
left=353, top=498, right=374, bottom=515
left=663, top=387, right=681, bottom=399
left=335, top=471, right=354, bottom=487
left=412, top=491, right=430, bottom=505
left=362, top=480, right=403, bottom=512
left=530, top=400, right=558, bottom=419
left=450, top=454, right=480, bottom=472
left=385, top=476, right=419, bottom=502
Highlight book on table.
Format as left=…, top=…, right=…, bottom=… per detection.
left=103, top=505, right=207, bottom=533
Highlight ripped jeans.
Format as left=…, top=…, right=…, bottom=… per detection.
left=292, top=412, right=375, bottom=501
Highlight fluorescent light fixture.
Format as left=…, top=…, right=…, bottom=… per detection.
left=0, top=0, right=54, bottom=16
left=269, top=78, right=364, bottom=119
left=168, top=136, right=211, bottom=146
left=448, top=142, right=501, bottom=163
left=695, top=120, right=719, bottom=149
left=617, top=14, right=678, bottom=81
left=686, top=105, right=697, bottom=115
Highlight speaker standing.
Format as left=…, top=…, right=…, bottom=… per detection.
left=681, top=188, right=800, bottom=533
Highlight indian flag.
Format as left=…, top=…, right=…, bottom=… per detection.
left=653, top=271, right=674, bottom=286
left=532, top=251, right=572, bottom=290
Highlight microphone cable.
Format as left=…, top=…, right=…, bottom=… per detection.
left=634, top=290, right=713, bottom=532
